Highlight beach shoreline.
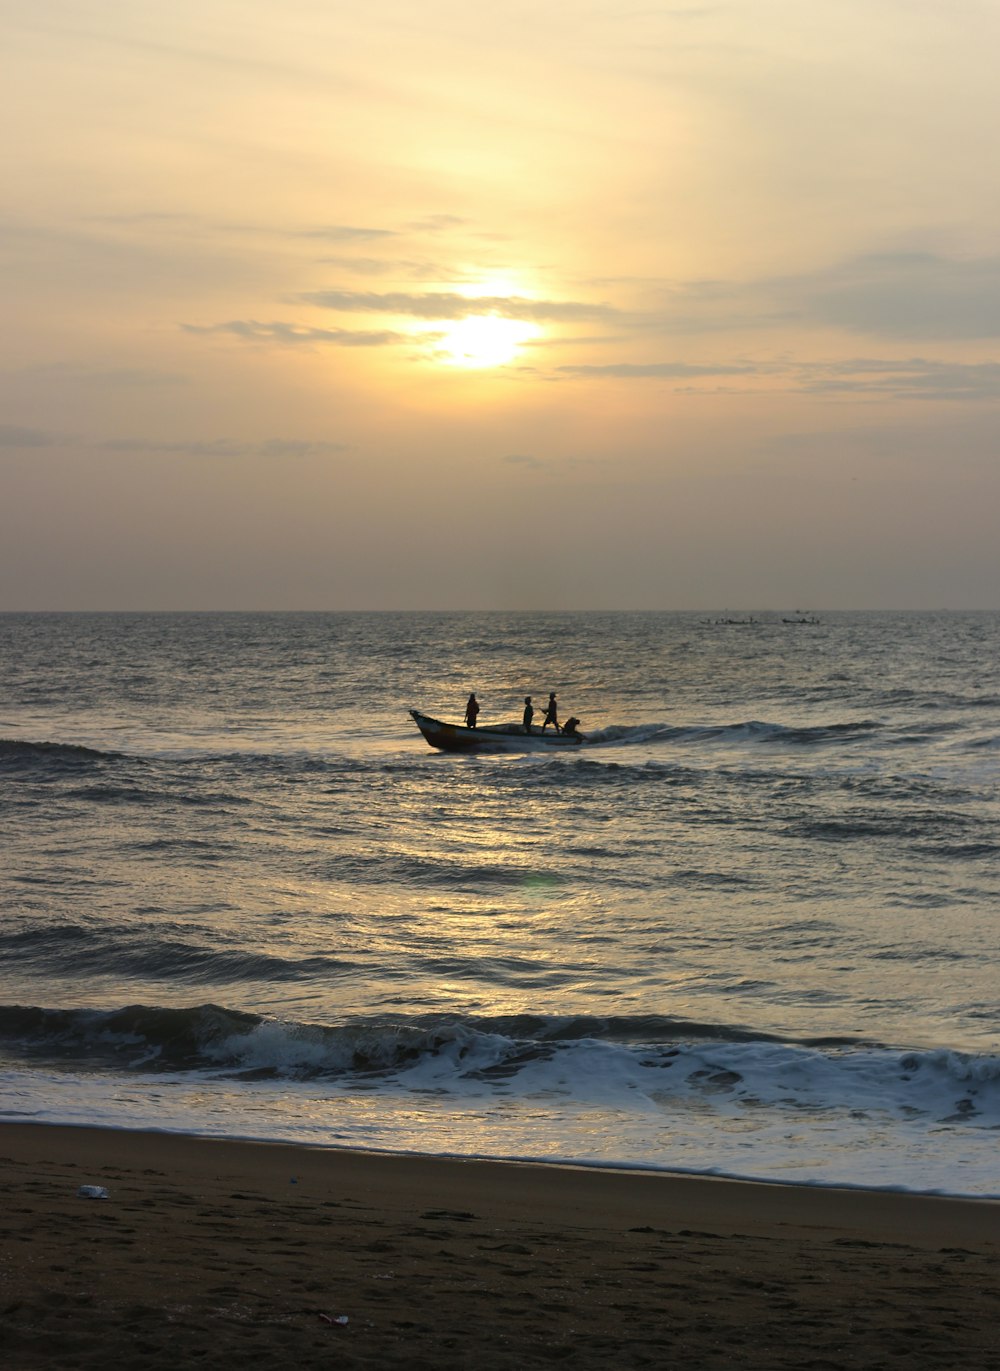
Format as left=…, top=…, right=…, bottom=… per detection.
left=2, top=1122, right=997, bottom=1369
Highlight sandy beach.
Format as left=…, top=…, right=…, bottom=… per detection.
left=0, top=1123, right=997, bottom=1369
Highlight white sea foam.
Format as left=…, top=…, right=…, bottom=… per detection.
left=198, top=1019, right=1000, bottom=1129
left=3, top=1054, right=999, bottom=1197
left=7, top=1014, right=992, bottom=1193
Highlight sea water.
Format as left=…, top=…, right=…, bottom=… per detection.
left=1, top=611, right=998, bottom=1195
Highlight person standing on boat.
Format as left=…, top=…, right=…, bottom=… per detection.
left=522, top=696, right=534, bottom=733
left=541, top=692, right=560, bottom=732
left=464, top=693, right=480, bottom=729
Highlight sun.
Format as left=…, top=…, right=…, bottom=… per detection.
left=437, top=314, right=538, bottom=368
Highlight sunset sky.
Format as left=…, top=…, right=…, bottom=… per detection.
left=3, top=0, right=999, bottom=609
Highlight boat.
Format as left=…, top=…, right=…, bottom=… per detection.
left=410, top=709, right=585, bottom=753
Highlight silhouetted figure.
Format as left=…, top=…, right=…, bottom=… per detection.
left=562, top=716, right=582, bottom=738
left=522, top=696, right=534, bottom=733
left=541, top=692, right=559, bottom=732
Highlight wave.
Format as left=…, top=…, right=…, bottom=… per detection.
left=1, top=709, right=981, bottom=780
left=585, top=719, right=884, bottom=748
left=965, top=733, right=1000, bottom=750
left=2, top=1003, right=997, bottom=1129
left=0, top=720, right=886, bottom=768
left=784, top=809, right=980, bottom=843
left=0, top=738, right=121, bottom=767
left=879, top=689, right=1000, bottom=710
left=0, top=927, right=344, bottom=983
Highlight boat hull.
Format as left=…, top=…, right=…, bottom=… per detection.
left=410, top=710, right=584, bottom=753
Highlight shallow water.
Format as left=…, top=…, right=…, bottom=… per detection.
left=2, top=611, right=998, bottom=1193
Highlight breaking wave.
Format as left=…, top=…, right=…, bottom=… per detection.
left=2, top=1002, right=998, bottom=1130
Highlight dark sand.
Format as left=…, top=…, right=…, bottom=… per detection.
left=1, top=1123, right=998, bottom=1369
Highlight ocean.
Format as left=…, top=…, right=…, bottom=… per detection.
left=1, top=610, right=998, bottom=1196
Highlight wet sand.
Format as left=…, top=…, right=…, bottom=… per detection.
left=1, top=1122, right=998, bottom=1369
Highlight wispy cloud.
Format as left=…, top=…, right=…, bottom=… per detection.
left=100, top=437, right=348, bottom=458
left=555, top=354, right=1000, bottom=401
left=405, top=215, right=467, bottom=232
left=641, top=252, right=1000, bottom=342
left=795, top=356, right=1000, bottom=400
left=182, top=320, right=405, bottom=347
left=0, top=424, right=58, bottom=447
left=295, top=224, right=398, bottom=242
left=1, top=425, right=347, bottom=458
left=789, top=253, right=1000, bottom=341
left=300, top=290, right=620, bottom=322
left=14, top=362, right=186, bottom=388
left=315, top=257, right=450, bottom=279
left=558, top=361, right=761, bottom=378
left=288, top=251, right=1000, bottom=344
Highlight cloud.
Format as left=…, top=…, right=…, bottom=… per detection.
left=0, top=424, right=58, bottom=447
left=502, top=452, right=545, bottom=470
left=15, top=363, right=186, bottom=388
left=795, top=356, right=1000, bottom=401
left=316, top=256, right=455, bottom=280
left=647, top=252, right=1000, bottom=342
left=554, top=354, right=1000, bottom=400
left=790, top=253, right=1000, bottom=340
left=300, top=289, right=620, bottom=322
left=99, top=437, right=348, bottom=458
left=86, top=212, right=200, bottom=227
left=295, top=225, right=397, bottom=242
left=2, top=423, right=348, bottom=458
left=405, top=215, right=467, bottom=232
left=557, top=361, right=761, bottom=378
left=182, top=319, right=405, bottom=347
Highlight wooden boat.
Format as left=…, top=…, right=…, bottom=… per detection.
left=410, top=709, right=585, bottom=753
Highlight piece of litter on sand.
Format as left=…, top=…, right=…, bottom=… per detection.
left=318, top=1313, right=349, bottom=1327
left=77, top=1185, right=109, bottom=1199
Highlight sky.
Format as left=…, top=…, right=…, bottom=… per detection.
left=2, top=0, right=999, bottom=610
